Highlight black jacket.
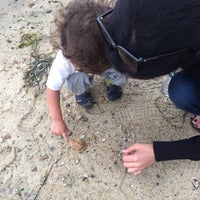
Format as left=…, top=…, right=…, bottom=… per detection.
left=106, top=0, right=200, bottom=161
left=106, top=0, right=200, bottom=81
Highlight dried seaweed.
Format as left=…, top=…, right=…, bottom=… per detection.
left=18, top=33, right=42, bottom=49
left=24, top=51, right=53, bottom=90
left=19, top=33, right=53, bottom=91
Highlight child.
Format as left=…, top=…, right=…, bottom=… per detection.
left=46, top=0, right=127, bottom=143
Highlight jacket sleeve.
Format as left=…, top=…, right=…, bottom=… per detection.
left=153, top=135, right=200, bottom=161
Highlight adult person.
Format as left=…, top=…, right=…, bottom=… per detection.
left=97, top=0, right=200, bottom=175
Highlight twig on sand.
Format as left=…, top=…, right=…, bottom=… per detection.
left=33, top=149, right=64, bottom=200
left=119, top=171, right=127, bottom=196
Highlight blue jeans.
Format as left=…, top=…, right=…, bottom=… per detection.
left=168, top=71, right=200, bottom=115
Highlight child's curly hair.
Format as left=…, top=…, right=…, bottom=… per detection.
left=51, top=0, right=114, bottom=74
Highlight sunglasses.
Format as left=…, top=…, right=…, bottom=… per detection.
left=97, top=8, right=190, bottom=73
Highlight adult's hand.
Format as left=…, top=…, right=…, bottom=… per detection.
left=192, top=115, right=200, bottom=129
left=50, top=119, right=70, bottom=143
left=122, top=143, right=155, bottom=176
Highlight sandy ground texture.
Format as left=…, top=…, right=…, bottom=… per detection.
left=1, top=0, right=200, bottom=200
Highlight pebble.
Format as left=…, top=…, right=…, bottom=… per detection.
left=48, top=145, right=54, bottom=151
left=66, top=103, right=71, bottom=107
left=46, top=10, right=52, bottom=13
left=61, top=176, right=65, bottom=182
left=80, top=134, right=86, bottom=139
left=60, top=162, right=64, bottom=166
left=0, top=138, right=5, bottom=143
left=102, top=120, right=108, bottom=125
left=31, top=167, right=37, bottom=172
left=28, top=3, right=35, bottom=8
left=40, top=154, right=49, bottom=160
left=68, top=131, right=73, bottom=137
left=17, top=148, right=23, bottom=152
left=1, top=134, right=11, bottom=139
left=7, top=39, right=12, bottom=43
left=74, top=159, right=80, bottom=165
left=82, top=175, right=88, bottom=182
left=28, top=154, right=33, bottom=159
left=192, top=178, right=199, bottom=189
left=82, top=116, right=88, bottom=122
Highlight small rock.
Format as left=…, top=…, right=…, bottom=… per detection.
left=74, top=159, right=80, bottom=165
left=31, top=167, right=37, bottom=172
left=48, top=145, right=54, bottom=151
left=102, top=120, right=108, bottom=125
left=29, top=3, right=35, bottom=8
left=7, top=39, right=12, bottom=43
left=66, top=103, right=71, bottom=107
left=40, top=154, right=49, bottom=160
left=61, top=176, right=66, bottom=182
left=46, top=10, right=52, bottom=13
left=17, top=148, right=23, bottom=152
left=0, top=138, right=5, bottom=143
left=82, top=175, right=88, bottom=182
left=68, top=131, right=73, bottom=137
left=1, top=134, right=11, bottom=139
left=82, top=116, right=88, bottom=122
left=192, top=178, right=199, bottom=189
left=90, top=174, right=95, bottom=178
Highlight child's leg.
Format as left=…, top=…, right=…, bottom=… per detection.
left=101, top=67, right=127, bottom=101
left=66, top=72, right=93, bottom=94
left=101, top=67, right=127, bottom=87
left=66, top=72, right=94, bottom=108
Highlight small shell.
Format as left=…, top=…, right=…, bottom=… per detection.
left=99, top=96, right=106, bottom=102
left=69, top=138, right=87, bottom=153
left=191, top=178, right=199, bottom=189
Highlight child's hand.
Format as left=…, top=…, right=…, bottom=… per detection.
left=50, top=119, right=70, bottom=143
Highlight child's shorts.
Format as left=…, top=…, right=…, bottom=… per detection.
left=66, top=67, right=127, bottom=94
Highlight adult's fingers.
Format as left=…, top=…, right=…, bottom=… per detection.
left=133, top=169, right=142, bottom=176
left=124, top=161, right=139, bottom=168
left=127, top=167, right=135, bottom=173
left=122, top=144, right=137, bottom=154
left=123, top=154, right=136, bottom=162
left=127, top=168, right=142, bottom=176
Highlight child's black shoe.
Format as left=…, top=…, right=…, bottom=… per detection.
left=106, top=84, right=123, bottom=101
left=75, top=92, right=94, bottom=108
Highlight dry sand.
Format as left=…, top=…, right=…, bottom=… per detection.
left=1, top=0, right=200, bottom=199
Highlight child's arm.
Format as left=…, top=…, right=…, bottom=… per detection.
left=46, top=87, right=69, bottom=143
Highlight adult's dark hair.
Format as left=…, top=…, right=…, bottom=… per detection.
left=106, top=0, right=200, bottom=80
left=51, top=0, right=113, bottom=74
